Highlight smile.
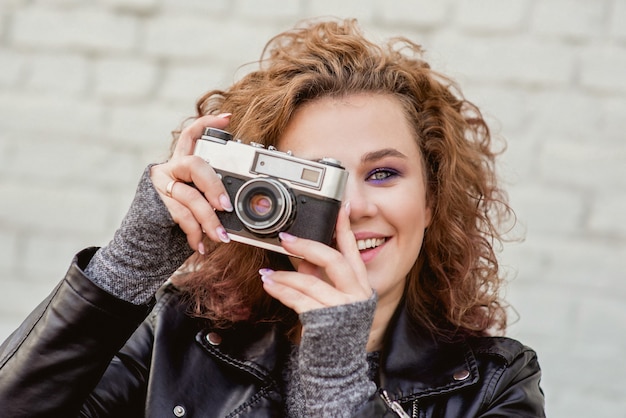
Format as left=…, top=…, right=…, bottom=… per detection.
left=356, top=237, right=386, bottom=251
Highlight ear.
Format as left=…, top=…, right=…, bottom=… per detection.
left=424, top=203, right=433, bottom=229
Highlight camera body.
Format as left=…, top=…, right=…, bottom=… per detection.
left=193, top=128, right=349, bottom=256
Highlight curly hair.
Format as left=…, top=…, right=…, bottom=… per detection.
left=173, top=18, right=513, bottom=340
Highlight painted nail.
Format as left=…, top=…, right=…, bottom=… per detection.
left=198, top=242, right=206, bottom=255
left=259, top=268, right=275, bottom=284
left=219, top=193, right=233, bottom=212
left=344, top=201, right=351, bottom=216
left=216, top=226, right=231, bottom=243
left=278, top=232, right=297, bottom=243
left=217, top=112, right=232, bottom=119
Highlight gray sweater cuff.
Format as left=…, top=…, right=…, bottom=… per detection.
left=289, top=293, right=378, bottom=417
left=85, top=165, right=194, bottom=305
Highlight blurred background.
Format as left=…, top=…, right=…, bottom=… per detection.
left=1, top=0, right=624, bottom=416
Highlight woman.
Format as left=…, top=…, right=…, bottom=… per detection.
left=0, top=19, right=545, bottom=417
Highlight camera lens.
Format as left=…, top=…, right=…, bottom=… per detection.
left=235, top=178, right=295, bottom=235
left=247, top=193, right=273, bottom=218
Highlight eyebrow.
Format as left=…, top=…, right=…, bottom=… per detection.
left=361, top=148, right=408, bottom=164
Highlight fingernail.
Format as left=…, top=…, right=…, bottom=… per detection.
left=198, top=242, right=206, bottom=255
left=344, top=201, right=351, bottom=216
left=259, top=268, right=275, bottom=284
left=216, top=226, right=231, bottom=243
left=278, top=232, right=297, bottom=243
left=219, top=193, right=233, bottom=212
left=217, top=112, right=232, bottom=119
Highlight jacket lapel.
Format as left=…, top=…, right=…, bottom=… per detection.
left=379, top=305, right=479, bottom=402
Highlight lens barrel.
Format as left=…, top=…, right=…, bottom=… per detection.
left=234, top=178, right=295, bottom=235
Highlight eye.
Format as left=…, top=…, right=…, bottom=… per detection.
left=366, top=168, right=400, bottom=183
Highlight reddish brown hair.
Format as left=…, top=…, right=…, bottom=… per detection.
left=173, top=18, right=513, bottom=339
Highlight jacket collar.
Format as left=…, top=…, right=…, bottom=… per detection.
left=196, top=321, right=288, bottom=383
left=379, top=303, right=479, bottom=402
left=197, top=304, right=479, bottom=402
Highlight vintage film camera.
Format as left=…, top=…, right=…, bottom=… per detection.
left=193, top=128, right=349, bottom=256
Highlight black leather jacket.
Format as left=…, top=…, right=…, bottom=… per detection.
left=0, top=249, right=545, bottom=417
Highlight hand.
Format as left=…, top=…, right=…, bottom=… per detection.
left=260, top=203, right=373, bottom=314
left=150, top=113, right=233, bottom=253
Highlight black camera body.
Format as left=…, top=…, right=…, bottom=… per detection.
left=193, top=128, right=349, bottom=255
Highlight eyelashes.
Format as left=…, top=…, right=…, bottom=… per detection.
left=366, top=167, right=401, bottom=183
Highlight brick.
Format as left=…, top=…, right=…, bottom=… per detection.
left=0, top=0, right=28, bottom=8
left=305, top=0, right=375, bottom=21
left=377, top=0, right=451, bottom=27
left=610, top=0, right=626, bottom=41
left=101, top=0, right=158, bottom=14
left=0, top=49, right=24, bottom=87
left=531, top=0, right=606, bottom=40
left=576, top=297, right=626, bottom=356
left=539, top=139, right=626, bottom=190
left=506, top=282, right=576, bottom=341
left=462, top=85, right=530, bottom=134
left=456, top=0, right=528, bottom=33
left=143, top=16, right=276, bottom=63
left=21, top=232, right=101, bottom=281
left=525, top=90, right=604, bottom=141
left=0, top=232, right=18, bottom=271
left=161, top=0, right=231, bottom=14
left=159, top=64, right=230, bottom=104
left=0, top=92, right=105, bottom=136
left=2, top=136, right=138, bottom=188
left=430, top=34, right=576, bottom=87
left=0, top=132, right=10, bottom=176
left=94, top=57, right=158, bottom=100
left=553, top=389, right=626, bottom=418
left=106, top=103, right=189, bottom=152
left=237, top=0, right=302, bottom=19
left=580, top=46, right=626, bottom=94
left=498, top=131, right=538, bottom=185
left=0, top=183, right=110, bottom=234
left=512, top=234, right=626, bottom=289
left=603, top=97, right=626, bottom=142
left=588, top=192, right=626, bottom=237
left=11, top=9, right=137, bottom=53
left=24, top=53, right=88, bottom=96
left=508, top=184, right=585, bottom=233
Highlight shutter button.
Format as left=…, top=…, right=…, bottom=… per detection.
left=453, top=369, right=470, bottom=381
left=206, top=332, right=222, bottom=346
left=173, top=405, right=186, bottom=417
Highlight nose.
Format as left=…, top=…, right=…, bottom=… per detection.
left=343, top=177, right=377, bottom=221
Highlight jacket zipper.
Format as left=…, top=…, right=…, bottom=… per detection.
left=380, top=390, right=411, bottom=418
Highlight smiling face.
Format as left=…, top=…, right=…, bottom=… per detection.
left=278, top=93, right=432, bottom=311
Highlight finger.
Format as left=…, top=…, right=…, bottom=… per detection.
left=153, top=156, right=233, bottom=212
left=334, top=202, right=369, bottom=288
left=150, top=161, right=231, bottom=245
left=172, top=113, right=232, bottom=159
left=166, top=197, right=205, bottom=250
left=279, top=232, right=371, bottom=299
left=164, top=180, right=230, bottom=245
left=260, top=269, right=352, bottom=313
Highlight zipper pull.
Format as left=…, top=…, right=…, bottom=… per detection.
left=380, top=390, right=410, bottom=418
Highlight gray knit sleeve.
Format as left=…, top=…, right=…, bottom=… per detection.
left=84, top=165, right=194, bottom=305
left=286, top=293, right=378, bottom=417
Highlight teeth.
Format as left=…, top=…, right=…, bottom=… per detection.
left=357, top=238, right=386, bottom=251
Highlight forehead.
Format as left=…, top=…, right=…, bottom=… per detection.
left=278, top=94, right=420, bottom=161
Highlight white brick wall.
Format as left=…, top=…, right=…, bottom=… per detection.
left=1, top=1, right=624, bottom=416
